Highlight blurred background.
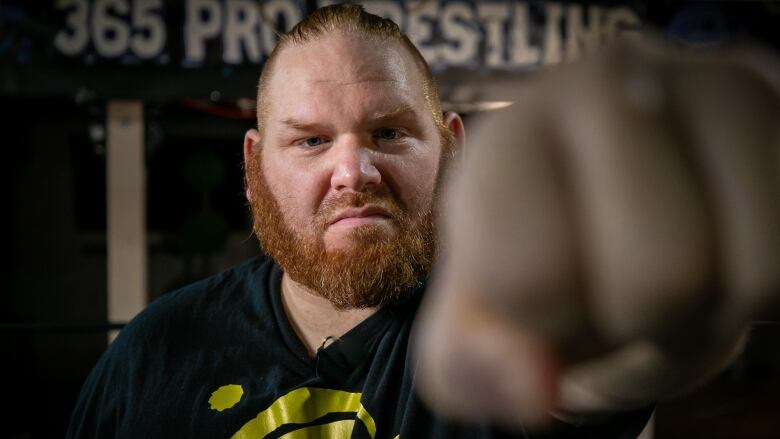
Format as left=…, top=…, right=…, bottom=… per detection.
left=2, top=1, right=778, bottom=437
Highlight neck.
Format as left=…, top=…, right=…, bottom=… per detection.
left=280, top=273, right=378, bottom=357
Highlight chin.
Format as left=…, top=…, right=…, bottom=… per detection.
left=325, top=224, right=397, bottom=251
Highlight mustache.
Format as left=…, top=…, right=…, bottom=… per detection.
left=316, top=187, right=405, bottom=224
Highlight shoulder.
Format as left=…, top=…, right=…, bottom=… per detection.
left=113, top=255, right=275, bottom=351
left=66, top=256, right=278, bottom=438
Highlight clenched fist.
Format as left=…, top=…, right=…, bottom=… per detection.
left=414, top=39, right=780, bottom=427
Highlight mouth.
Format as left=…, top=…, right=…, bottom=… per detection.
left=329, top=206, right=392, bottom=227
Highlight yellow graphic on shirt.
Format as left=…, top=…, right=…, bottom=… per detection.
left=209, top=384, right=244, bottom=412
left=277, top=420, right=356, bottom=438
left=228, top=387, right=378, bottom=439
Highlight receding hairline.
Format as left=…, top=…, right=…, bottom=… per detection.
left=255, top=5, right=445, bottom=137
left=257, top=34, right=440, bottom=129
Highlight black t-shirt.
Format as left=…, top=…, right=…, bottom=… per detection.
left=66, top=257, right=652, bottom=438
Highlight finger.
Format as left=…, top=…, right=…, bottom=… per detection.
left=443, top=90, right=586, bottom=341
left=554, top=44, right=715, bottom=342
left=413, top=267, right=559, bottom=427
left=557, top=327, right=749, bottom=414
left=413, top=91, right=581, bottom=426
left=669, top=51, right=780, bottom=329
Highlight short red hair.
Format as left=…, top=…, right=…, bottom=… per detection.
left=255, top=4, right=446, bottom=137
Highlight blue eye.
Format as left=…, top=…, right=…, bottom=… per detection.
left=376, top=128, right=399, bottom=140
left=304, top=137, right=323, bottom=147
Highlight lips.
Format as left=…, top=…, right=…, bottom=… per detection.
left=329, top=206, right=392, bottom=225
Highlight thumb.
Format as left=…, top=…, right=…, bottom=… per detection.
left=412, top=277, right=560, bottom=427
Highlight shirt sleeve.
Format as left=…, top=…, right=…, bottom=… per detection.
left=65, top=338, right=130, bottom=439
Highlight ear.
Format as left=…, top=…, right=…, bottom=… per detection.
left=243, top=129, right=262, bottom=201
left=443, top=111, right=465, bottom=152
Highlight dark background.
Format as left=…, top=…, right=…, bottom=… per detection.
left=2, top=1, right=779, bottom=437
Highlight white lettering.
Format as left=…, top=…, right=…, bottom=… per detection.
left=606, top=7, right=641, bottom=41
left=54, top=0, right=89, bottom=56
left=478, top=2, right=509, bottom=68
left=92, top=0, right=131, bottom=58
left=407, top=1, right=439, bottom=65
left=185, top=0, right=222, bottom=63
left=542, top=2, right=563, bottom=65
left=260, top=0, right=302, bottom=57
left=224, top=0, right=260, bottom=64
left=50, top=0, right=644, bottom=70
left=130, top=0, right=166, bottom=59
left=510, top=2, right=540, bottom=67
left=566, top=5, right=602, bottom=61
left=440, top=2, right=478, bottom=66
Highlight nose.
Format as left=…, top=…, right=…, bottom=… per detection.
left=329, top=136, right=381, bottom=191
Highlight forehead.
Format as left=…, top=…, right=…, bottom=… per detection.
left=264, top=34, right=429, bottom=123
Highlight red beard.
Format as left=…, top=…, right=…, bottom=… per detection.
left=245, top=153, right=438, bottom=309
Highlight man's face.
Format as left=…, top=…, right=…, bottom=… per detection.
left=245, top=33, right=448, bottom=308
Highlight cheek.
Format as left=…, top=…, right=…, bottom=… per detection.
left=391, top=151, right=441, bottom=210
left=262, top=158, right=325, bottom=227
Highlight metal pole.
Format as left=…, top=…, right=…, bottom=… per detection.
left=106, top=100, right=147, bottom=344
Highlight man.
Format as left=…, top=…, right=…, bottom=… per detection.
left=67, top=4, right=779, bottom=438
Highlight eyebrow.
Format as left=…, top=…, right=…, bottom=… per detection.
left=278, top=118, right=326, bottom=131
left=277, top=104, right=418, bottom=131
left=370, top=104, right=417, bottom=124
